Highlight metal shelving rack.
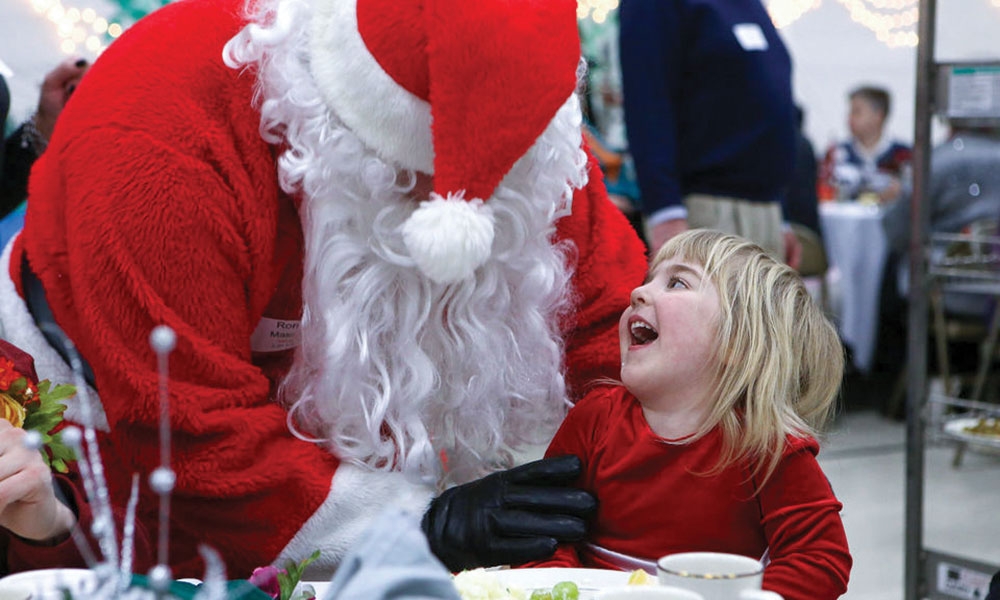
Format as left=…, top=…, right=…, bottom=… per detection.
left=905, top=2, right=1000, bottom=596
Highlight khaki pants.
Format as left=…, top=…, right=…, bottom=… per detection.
left=684, top=194, right=784, bottom=260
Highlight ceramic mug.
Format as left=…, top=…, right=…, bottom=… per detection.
left=657, top=552, right=783, bottom=600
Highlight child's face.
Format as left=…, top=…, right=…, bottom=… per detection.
left=618, top=256, right=722, bottom=406
left=848, top=96, right=885, bottom=141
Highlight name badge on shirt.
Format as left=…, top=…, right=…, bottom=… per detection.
left=733, top=23, right=769, bottom=51
left=250, top=317, right=301, bottom=353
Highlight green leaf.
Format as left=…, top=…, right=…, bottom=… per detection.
left=42, top=384, right=77, bottom=402
left=9, top=377, right=27, bottom=394
left=16, top=379, right=77, bottom=472
left=49, top=438, right=76, bottom=460
left=276, top=572, right=293, bottom=600
left=301, top=550, right=321, bottom=570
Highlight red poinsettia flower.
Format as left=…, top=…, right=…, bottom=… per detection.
left=0, top=341, right=43, bottom=427
left=0, top=339, right=76, bottom=471
left=0, top=340, right=40, bottom=388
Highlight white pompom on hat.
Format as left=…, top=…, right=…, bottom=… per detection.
left=308, top=0, right=581, bottom=283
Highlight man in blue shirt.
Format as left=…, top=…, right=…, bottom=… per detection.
left=620, top=0, right=798, bottom=264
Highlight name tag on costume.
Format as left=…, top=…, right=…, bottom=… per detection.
left=733, top=23, right=769, bottom=51
left=250, top=317, right=301, bottom=352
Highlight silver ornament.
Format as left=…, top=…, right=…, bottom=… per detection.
left=149, top=326, right=177, bottom=354
left=149, top=467, right=176, bottom=495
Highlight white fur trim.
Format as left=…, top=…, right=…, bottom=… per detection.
left=402, top=193, right=495, bottom=284
left=309, top=0, right=434, bottom=173
left=275, top=464, right=435, bottom=578
left=0, top=235, right=107, bottom=430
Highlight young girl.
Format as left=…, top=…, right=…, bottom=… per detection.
left=528, top=230, right=851, bottom=600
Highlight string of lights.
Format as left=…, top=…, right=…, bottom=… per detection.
left=27, top=0, right=123, bottom=56
left=577, top=0, right=619, bottom=24
left=768, top=0, right=823, bottom=29
left=22, top=0, right=168, bottom=56
left=17, top=0, right=1000, bottom=54
left=835, top=0, right=920, bottom=48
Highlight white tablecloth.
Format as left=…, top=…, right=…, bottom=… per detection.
left=819, top=202, right=888, bottom=373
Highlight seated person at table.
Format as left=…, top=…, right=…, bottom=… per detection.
left=0, top=339, right=152, bottom=574
left=882, top=119, right=1000, bottom=322
left=882, top=120, right=1000, bottom=257
left=819, top=85, right=911, bottom=203
left=527, top=230, right=851, bottom=600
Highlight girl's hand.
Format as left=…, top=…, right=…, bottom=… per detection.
left=0, top=421, right=77, bottom=543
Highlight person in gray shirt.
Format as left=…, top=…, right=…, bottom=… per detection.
left=883, top=122, right=1000, bottom=255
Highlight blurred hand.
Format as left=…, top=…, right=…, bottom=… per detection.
left=783, top=229, right=802, bottom=271
left=878, top=177, right=903, bottom=204
left=34, top=57, right=90, bottom=140
left=421, top=455, right=596, bottom=571
left=649, top=218, right=688, bottom=253
left=0, top=421, right=76, bottom=543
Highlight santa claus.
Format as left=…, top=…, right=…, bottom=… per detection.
left=0, top=0, right=647, bottom=578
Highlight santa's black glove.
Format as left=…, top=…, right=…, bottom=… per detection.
left=421, top=455, right=596, bottom=572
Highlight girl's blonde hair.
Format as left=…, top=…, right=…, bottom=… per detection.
left=652, top=229, right=844, bottom=488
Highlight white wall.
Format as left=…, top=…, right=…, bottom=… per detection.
left=779, top=0, right=1000, bottom=154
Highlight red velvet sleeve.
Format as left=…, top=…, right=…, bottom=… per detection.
left=758, top=442, right=852, bottom=600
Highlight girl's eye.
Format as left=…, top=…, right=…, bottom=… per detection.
left=667, top=277, right=687, bottom=289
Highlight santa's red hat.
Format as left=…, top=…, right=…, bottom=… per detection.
left=308, top=0, right=581, bottom=283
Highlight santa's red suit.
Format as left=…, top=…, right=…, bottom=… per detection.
left=0, top=0, right=646, bottom=578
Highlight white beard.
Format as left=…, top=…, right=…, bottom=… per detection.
left=223, top=0, right=588, bottom=487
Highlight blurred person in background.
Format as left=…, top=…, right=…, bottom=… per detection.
left=619, top=0, right=800, bottom=269
left=1, top=58, right=89, bottom=248
left=860, top=118, right=1000, bottom=414
left=819, top=85, right=912, bottom=204
left=881, top=118, right=1000, bottom=323
left=785, top=105, right=822, bottom=240
left=882, top=119, right=1000, bottom=255
left=579, top=13, right=648, bottom=250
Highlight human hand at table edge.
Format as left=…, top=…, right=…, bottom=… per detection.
left=783, top=229, right=801, bottom=271
left=877, top=177, right=903, bottom=205
left=0, top=421, right=77, bottom=545
left=649, top=218, right=688, bottom=254
left=421, top=454, right=596, bottom=572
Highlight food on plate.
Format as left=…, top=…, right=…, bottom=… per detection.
left=627, top=569, right=652, bottom=585
left=530, top=581, right=580, bottom=600
left=452, top=570, right=581, bottom=600
left=453, top=569, right=527, bottom=600
left=963, top=417, right=1000, bottom=438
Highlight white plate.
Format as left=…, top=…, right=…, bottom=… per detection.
left=0, top=569, right=97, bottom=600
left=302, top=568, right=631, bottom=600
left=494, top=568, right=631, bottom=596
left=943, top=417, right=1000, bottom=448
